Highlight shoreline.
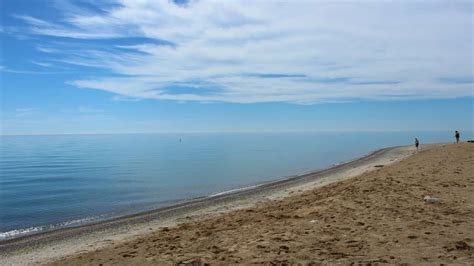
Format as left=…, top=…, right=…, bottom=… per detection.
left=0, top=144, right=417, bottom=265
left=0, top=146, right=371, bottom=243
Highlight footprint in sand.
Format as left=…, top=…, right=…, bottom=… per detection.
left=120, top=251, right=137, bottom=258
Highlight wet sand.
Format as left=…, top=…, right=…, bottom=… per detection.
left=4, top=144, right=473, bottom=264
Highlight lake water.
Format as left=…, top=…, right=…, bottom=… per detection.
left=0, top=131, right=471, bottom=239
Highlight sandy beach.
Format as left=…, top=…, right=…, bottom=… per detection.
left=2, top=0, right=472, bottom=264
left=2, top=143, right=473, bottom=264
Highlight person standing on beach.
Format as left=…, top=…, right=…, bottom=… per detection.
left=415, top=138, right=419, bottom=151
left=455, top=131, right=460, bottom=144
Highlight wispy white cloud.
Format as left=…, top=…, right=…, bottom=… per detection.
left=35, top=45, right=60, bottom=53
left=14, top=14, right=121, bottom=39
left=13, top=15, right=53, bottom=27
left=0, top=66, right=69, bottom=75
left=30, top=60, right=54, bottom=68
left=11, top=0, right=474, bottom=103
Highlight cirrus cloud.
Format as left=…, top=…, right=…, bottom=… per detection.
left=12, top=0, right=474, bottom=104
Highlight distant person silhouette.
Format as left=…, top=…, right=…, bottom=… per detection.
left=455, top=130, right=460, bottom=144
left=415, top=138, right=419, bottom=151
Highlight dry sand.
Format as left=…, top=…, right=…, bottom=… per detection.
left=42, top=143, right=474, bottom=265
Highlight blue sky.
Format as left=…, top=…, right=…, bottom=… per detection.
left=0, top=0, right=473, bottom=135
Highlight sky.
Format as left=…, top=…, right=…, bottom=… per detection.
left=0, top=0, right=473, bottom=135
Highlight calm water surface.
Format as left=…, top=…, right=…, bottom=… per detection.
left=0, top=131, right=471, bottom=239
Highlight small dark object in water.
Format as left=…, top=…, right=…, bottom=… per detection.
left=467, top=140, right=474, bottom=143
left=374, top=165, right=384, bottom=168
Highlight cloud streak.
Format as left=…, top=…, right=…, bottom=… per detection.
left=10, top=0, right=474, bottom=104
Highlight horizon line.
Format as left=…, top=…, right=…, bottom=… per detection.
left=1, top=129, right=472, bottom=137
